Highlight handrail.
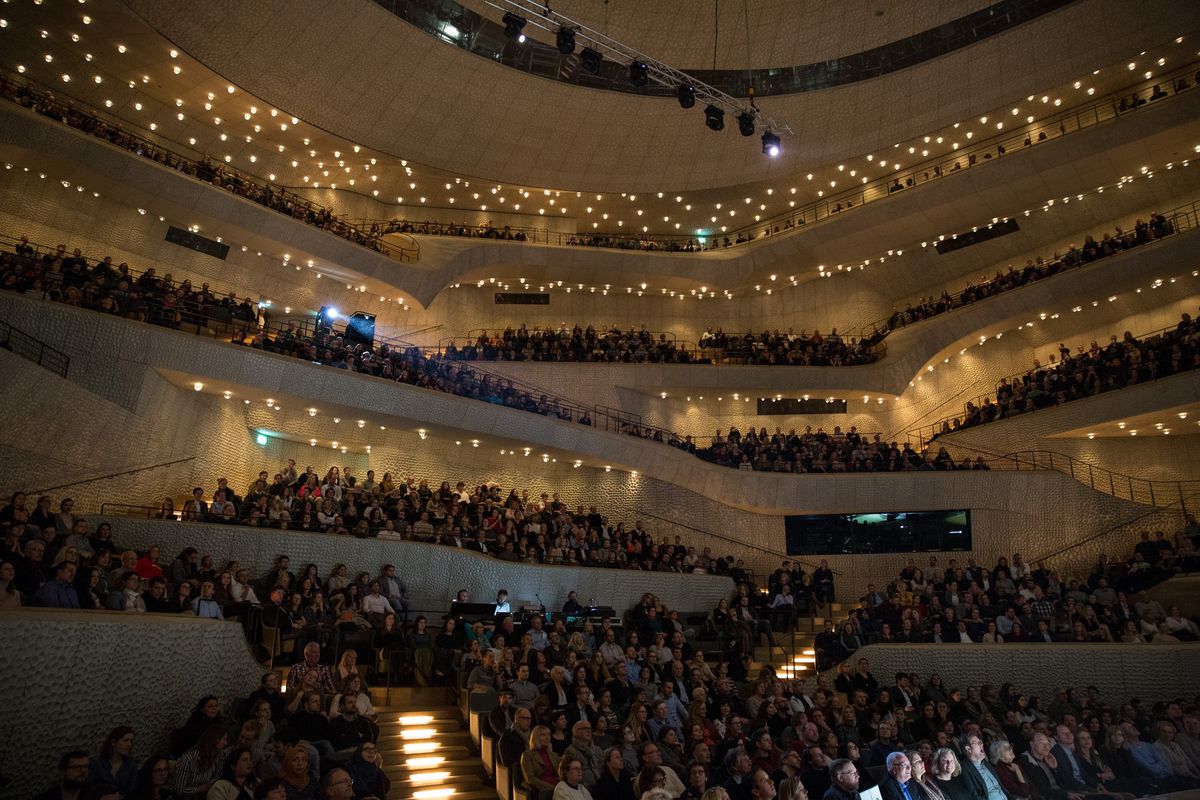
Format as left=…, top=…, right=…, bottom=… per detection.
left=375, top=0, right=1074, bottom=99
left=21, top=456, right=198, bottom=497
left=910, top=306, right=1200, bottom=446
left=350, top=56, right=1199, bottom=250
left=1029, top=489, right=1200, bottom=566
left=635, top=508, right=842, bottom=576
left=851, top=197, right=1200, bottom=342
left=0, top=72, right=397, bottom=258
left=0, top=318, right=70, bottom=378
left=930, top=440, right=1200, bottom=507
left=0, top=231, right=268, bottom=334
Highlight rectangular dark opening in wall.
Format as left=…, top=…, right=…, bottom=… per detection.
left=164, top=226, right=230, bottom=260
left=934, top=218, right=1019, bottom=255
left=758, top=398, right=847, bottom=415
left=494, top=292, right=550, bottom=305
left=784, top=509, right=971, bottom=554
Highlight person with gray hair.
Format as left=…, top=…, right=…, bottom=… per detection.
left=880, top=751, right=927, bottom=800
left=824, top=758, right=860, bottom=800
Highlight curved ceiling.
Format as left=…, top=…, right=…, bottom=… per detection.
left=118, top=0, right=1196, bottom=192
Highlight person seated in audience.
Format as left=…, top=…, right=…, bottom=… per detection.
left=823, top=758, right=860, bottom=800
left=87, top=726, right=138, bottom=795
left=171, top=724, right=228, bottom=798
left=208, top=747, right=258, bottom=800
left=35, top=560, right=79, bottom=608
left=276, top=746, right=317, bottom=799
left=287, top=643, right=336, bottom=698
left=0, top=558, right=23, bottom=608
left=328, top=691, right=376, bottom=754
left=34, top=750, right=91, bottom=800
left=344, top=742, right=389, bottom=798
left=523, top=725, right=561, bottom=800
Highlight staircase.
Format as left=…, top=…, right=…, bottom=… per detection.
left=749, top=604, right=844, bottom=679
left=373, top=690, right=493, bottom=800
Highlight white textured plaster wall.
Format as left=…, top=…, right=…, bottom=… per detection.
left=0, top=609, right=262, bottom=800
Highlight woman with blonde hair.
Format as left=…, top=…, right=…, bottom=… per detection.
left=931, top=748, right=972, bottom=800
left=906, top=749, right=947, bottom=800
left=625, top=701, right=651, bottom=743
left=521, top=725, right=560, bottom=800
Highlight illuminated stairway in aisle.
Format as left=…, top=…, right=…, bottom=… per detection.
left=371, top=687, right=491, bottom=800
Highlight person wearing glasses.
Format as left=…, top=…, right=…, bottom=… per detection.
left=824, top=758, right=861, bottom=800
left=347, top=742, right=390, bottom=798
left=320, top=768, right=355, bottom=800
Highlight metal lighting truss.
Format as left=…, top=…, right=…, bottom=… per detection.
left=481, top=0, right=794, bottom=137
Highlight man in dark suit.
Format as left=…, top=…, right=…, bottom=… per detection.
left=1048, top=726, right=1093, bottom=795
left=488, top=689, right=516, bottom=738
left=880, top=752, right=929, bottom=800
left=823, top=758, right=861, bottom=800
left=498, top=707, right=533, bottom=768
left=961, top=732, right=1007, bottom=800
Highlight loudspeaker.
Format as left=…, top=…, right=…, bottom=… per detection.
left=345, top=312, right=376, bottom=348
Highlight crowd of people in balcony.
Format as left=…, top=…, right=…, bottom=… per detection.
left=811, top=530, right=1199, bottom=671
left=689, top=427, right=990, bottom=474
left=1, top=238, right=262, bottom=328
left=873, top=212, right=1179, bottom=339
left=0, top=468, right=755, bottom=580
left=0, top=77, right=387, bottom=253
left=696, top=329, right=878, bottom=367
left=441, top=325, right=693, bottom=364
left=935, top=311, right=1200, bottom=437
left=373, top=218, right=528, bottom=242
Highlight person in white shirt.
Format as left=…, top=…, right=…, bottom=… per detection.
left=231, top=569, right=260, bottom=605
left=496, top=590, right=512, bottom=614
left=361, top=581, right=391, bottom=616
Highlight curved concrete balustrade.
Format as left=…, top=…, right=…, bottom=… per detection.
left=92, top=517, right=735, bottom=613
left=2, top=88, right=1199, bottom=311
left=0, top=608, right=263, bottom=799
left=824, top=642, right=1200, bottom=704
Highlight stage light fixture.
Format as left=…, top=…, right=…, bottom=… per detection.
left=704, top=105, right=725, bottom=131
left=502, top=12, right=527, bottom=43
left=737, top=111, right=755, bottom=137
left=629, top=61, right=648, bottom=86
left=581, top=47, right=603, bottom=73
left=761, top=130, right=781, bottom=156
left=677, top=83, right=695, bottom=108
left=556, top=26, right=575, bottom=54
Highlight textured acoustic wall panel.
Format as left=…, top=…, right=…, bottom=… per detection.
left=0, top=609, right=263, bottom=799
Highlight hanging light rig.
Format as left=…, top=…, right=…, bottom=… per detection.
left=486, top=0, right=793, bottom=156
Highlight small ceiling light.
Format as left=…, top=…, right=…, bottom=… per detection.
left=629, top=61, right=648, bottom=86
left=737, top=111, right=755, bottom=137
left=581, top=47, right=603, bottom=73
left=677, top=83, right=696, bottom=108
left=761, top=130, right=780, bottom=156
left=502, top=12, right=526, bottom=42
left=192, top=382, right=203, bottom=392
left=555, top=25, right=575, bottom=54
left=704, top=105, right=725, bottom=131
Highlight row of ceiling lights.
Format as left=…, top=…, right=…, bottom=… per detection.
left=4, top=10, right=1190, bottom=236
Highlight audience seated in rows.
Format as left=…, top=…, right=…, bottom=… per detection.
left=870, top=212, right=1178, bottom=343
left=936, top=311, right=1200, bottom=438
left=812, top=538, right=1199, bottom=670
left=444, top=325, right=693, bottom=364
left=697, top=329, right=876, bottom=368
left=0, top=76, right=387, bottom=254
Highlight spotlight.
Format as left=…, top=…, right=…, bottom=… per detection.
left=556, top=26, right=575, bottom=54
left=629, top=61, right=648, bottom=86
left=737, top=111, right=755, bottom=137
left=761, top=130, right=781, bottom=156
left=581, top=47, right=603, bottom=73
left=502, top=12, right=526, bottom=43
left=677, top=83, right=695, bottom=109
left=704, top=105, right=725, bottom=131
